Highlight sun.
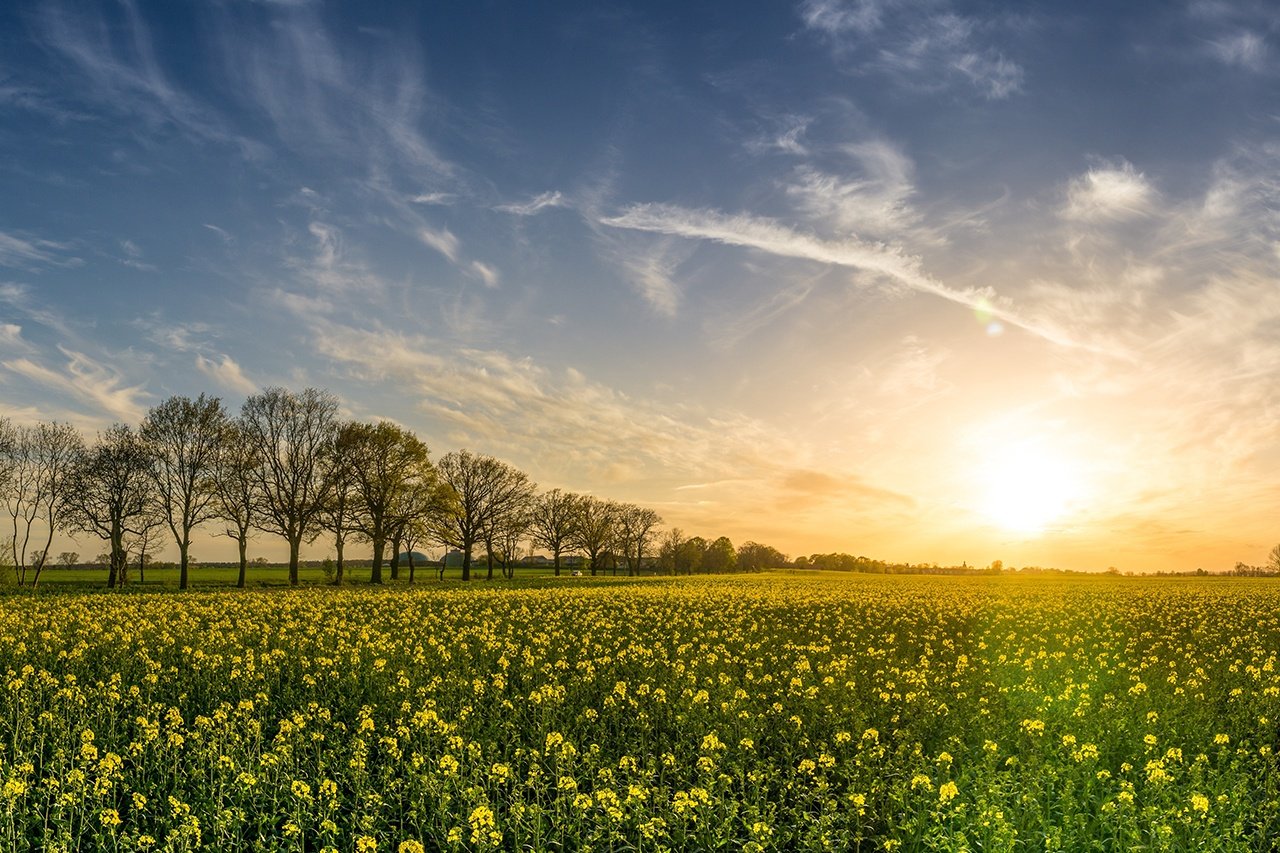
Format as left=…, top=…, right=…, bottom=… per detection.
left=976, top=442, right=1085, bottom=535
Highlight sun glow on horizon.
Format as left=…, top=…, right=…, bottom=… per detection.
left=975, top=441, right=1087, bottom=536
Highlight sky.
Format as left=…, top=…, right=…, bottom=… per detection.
left=1, top=0, right=1279, bottom=572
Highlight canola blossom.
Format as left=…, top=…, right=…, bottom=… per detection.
left=0, top=573, right=1277, bottom=850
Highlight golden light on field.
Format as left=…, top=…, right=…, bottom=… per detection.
left=975, top=440, right=1086, bottom=535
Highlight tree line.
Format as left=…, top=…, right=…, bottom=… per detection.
left=0, top=387, right=789, bottom=589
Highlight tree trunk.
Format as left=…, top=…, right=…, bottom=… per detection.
left=139, top=548, right=146, bottom=584
left=486, top=544, right=494, bottom=581
left=390, top=535, right=402, bottom=581
left=370, top=537, right=384, bottom=585
left=408, top=552, right=416, bottom=583
left=179, top=540, right=190, bottom=590
left=237, top=536, right=247, bottom=589
left=335, top=534, right=345, bottom=584
left=553, top=550, right=561, bottom=577
left=461, top=542, right=472, bottom=581
left=288, top=537, right=300, bottom=586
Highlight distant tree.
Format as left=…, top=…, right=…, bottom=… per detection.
left=571, top=497, right=619, bottom=577
left=1269, top=545, right=1280, bottom=574
left=2, top=421, right=83, bottom=586
left=62, top=425, right=156, bottom=588
left=493, top=504, right=531, bottom=580
left=241, top=388, right=339, bottom=586
left=683, top=536, right=707, bottom=574
left=737, top=541, right=787, bottom=572
left=528, top=489, right=581, bottom=577
left=658, top=526, right=685, bottom=574
left=141, top=394, right=228, bottom=590
left=57, top=551, right=79, bottom=569
left=213, top=419, right=260, bottom=588
left=432, top=450, right=535, bottom=582
left=704, top=536, right=737, bottom=573
left=616, top=504, right=662, bottom=576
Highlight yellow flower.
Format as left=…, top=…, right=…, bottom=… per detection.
left=939, top=781, right=959, bottom=804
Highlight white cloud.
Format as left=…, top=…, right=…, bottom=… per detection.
left=1062, top=162, right=1158, bottom=222
left=801, top=0, right=1025, bottom=100
left=1209, top=31, right=1267, bottom=70
left=800, top=0, right=884, bottom=35
left=0, top=324, right=24, bottom=349
left=786, top=139, right=919, bottom=238
left=2, top=347, right=149, bottom=423
left=469, top=260, right=501, bottom=288
left=599, top=203, right=1097, bottom=351
left=410, top=192, right=457, bottom=205
left=496, top=191, right=566, bottom=216
left=0, top=230, right=73, bottom=270
left=195, top=353, right=258, bottom=396
left=418, top=226, right=460, bottom=263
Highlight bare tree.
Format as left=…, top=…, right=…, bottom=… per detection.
left=481, top=471, right=535, bottom=581
left=1269, top=544, right=1280, bottom=575
left=617, top=504, right=662, bottom=576
left=571, top=496, right=619, bottom=577
left=141, top=394, right=228, bottom=590
left=122, top=505, right=165, bottom=585
left=240, top=388, right=339, bottom=586
left=213, top=419, right=259, bottom=588
left=318, top=426, right=360, bottom=585
left=659, top=526, right=685, bottom=574
left=338, top=421, right=440, bottom=585
left=2, top=421, right=84, bottom=586
left=62, top=425, right=155, bottom=588
left=495, top=506, right=530, bottom=579
left=528, top=489, right=581, bottom=577
left=57, top=551, right=79, bottom=569
left=432, top=450, right=535, bottom=582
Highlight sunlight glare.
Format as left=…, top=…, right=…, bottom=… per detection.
left=977, top=442, right=1085, bottom=535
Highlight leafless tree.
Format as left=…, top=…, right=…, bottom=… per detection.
left=433, top=450, right=535, bottom=582
left=240, top=388, right=339, bottom=586
left=213, top=419, right=260, bottom=588
left=617, top=503, right=662, bottom=576
left=2, top=421, right=83, bottom=586
left=141, top=394, right=228, bottom=590
left=62, top=425, right=156, bottom=588
left=571, top=496, right=619, bottom=577
left=529, top=489, right=581, bottom=577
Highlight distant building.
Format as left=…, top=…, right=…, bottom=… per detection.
left=443, top=550, right=465, bottom=568
left=395, top=551, right=432, bottom=565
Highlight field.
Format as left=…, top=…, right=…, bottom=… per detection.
left=0, top=573, right=1278, bottom=851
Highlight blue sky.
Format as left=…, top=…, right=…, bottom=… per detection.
left=2, top=0, right=1279, bottom=570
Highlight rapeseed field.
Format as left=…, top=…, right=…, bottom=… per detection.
left=0, top=573, right=1277, bottom=851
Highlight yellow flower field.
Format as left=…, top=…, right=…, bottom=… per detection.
left=0, top=573, right=1278, bottom=851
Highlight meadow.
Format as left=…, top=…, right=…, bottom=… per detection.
left=0, top=572, right=1277, bottom=851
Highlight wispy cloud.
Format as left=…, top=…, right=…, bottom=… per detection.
left=1061, top=161, right=1158, bottom=222
left=1208, top=31, right=1268, bottom=70
left=2, top=347, right=149, bottom=423
left=599, top=203, right=1095, bottom=350
left=496, top=191, right=566, bottom=216
left=469, top=260, right=500, bottom=288
left=32, top=1, right=260, bottom=155
left=785, top=139, right=920, bottom=239
left=418, top=226, right=460, bottom=264
left=195, top=353, right=258, bottom=396
left=0, top=230, right=76, bottom=270
left=801, top=0, right=1026, bottom=99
